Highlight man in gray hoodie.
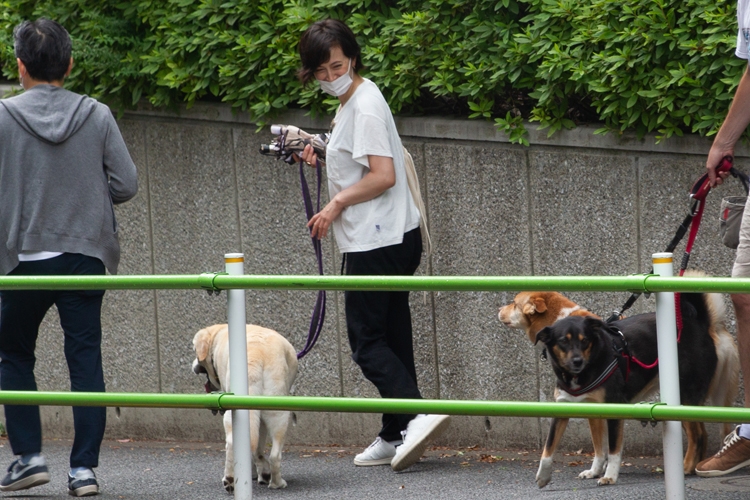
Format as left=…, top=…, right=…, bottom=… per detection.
left=0, top=18, right=137, bottom=497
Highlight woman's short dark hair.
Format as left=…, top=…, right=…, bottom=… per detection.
left=297, top=19, right=362, bottom=86
left=14, top=18, right=72, bottom=83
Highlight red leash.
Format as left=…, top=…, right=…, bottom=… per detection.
left=673, top=155, right=735, bottom=341
left=612, top=157, right=734, bottom=372
left=681, top=155, right=735, bottom=276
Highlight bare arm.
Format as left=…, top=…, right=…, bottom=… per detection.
left=707, top=64, right=750, bottom=186
left=301, top=144, right=396, bottom=239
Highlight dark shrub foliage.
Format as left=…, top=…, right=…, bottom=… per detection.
left=0, top=0, right=742, bottom=143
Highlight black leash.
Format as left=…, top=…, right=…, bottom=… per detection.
left=295, top=158, right=326, bottom=359
left=606, top=157, right=747, bottom=323
left=259, top=125, right=328, bottom=359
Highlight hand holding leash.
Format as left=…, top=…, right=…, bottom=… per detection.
left=259, top=124, right=329, bottom=166
left=608, top=155, right=745, bottom=322
left=258, top=123, right=328, bottom=359
left=298, top=144, right=319, bottom=168
left=693, top=155, right=733, bottom=201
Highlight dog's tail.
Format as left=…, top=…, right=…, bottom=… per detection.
left=682, top=271, right=740, bottom=435
left=705, top=294, right=740, bottom=436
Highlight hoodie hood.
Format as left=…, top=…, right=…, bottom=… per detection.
left=0, top=84, right=97, bottom=144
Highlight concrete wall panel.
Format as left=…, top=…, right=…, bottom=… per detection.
left=145, top=121, right=239, bottom=397
left=21, top=105, right=744, bottom=457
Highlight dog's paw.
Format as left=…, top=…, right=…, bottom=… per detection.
left=269, top=478, right=288, bottom=489
left=578, top=468, right=599, bottom=479
left=597, top=476, right=617, bottom=486
left=536, top=469, right=552, bottom=488
left=683, top=457, right=699, bottom=476
left=536, top=458, right=552, bottom=488
left=223, top=476, right=234, bottom=492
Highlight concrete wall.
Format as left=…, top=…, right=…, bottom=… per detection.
left=28, top=103, right=749, bottom=455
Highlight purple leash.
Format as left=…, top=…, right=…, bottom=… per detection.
left=296, top=158, right=326, bottom=359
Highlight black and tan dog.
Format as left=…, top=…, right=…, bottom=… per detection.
left=533, top=290, right=738, bottom=487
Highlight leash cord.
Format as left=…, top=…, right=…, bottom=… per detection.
left=608, top=156, right=739, bottom=324
left=296, top=159, right=327, bottom=359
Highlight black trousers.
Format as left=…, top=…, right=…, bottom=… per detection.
left=0, top=253, right=106, bottom=469
left=345, top=227, right=423, bottom=442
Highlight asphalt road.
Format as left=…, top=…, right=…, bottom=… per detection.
left=0, top=438, right=748, bottom=499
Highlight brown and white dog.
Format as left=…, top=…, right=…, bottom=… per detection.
left=499, top=291, right=600, bottom=344
left=192, top=324, right=298, bottom=491
left=498, top=281, right=739, bottom=487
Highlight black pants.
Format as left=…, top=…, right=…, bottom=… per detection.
left=345, top=227, right=422, bottom=442
left=0, top=253, right=106, bottom=469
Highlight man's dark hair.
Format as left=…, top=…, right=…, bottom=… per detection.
left=13, top=18, right=72, bottom=83
left=297, top=19, right=363, bottom=86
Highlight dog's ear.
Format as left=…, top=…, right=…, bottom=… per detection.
left=535, top=326, right=552, bottom=346
left=193, top=328, right=211, bottom=362
left=523, top=295, right=547, bottom=315
left=582, top=316, right=605, bottom=332
left=532, top=296, right=547, bottom=313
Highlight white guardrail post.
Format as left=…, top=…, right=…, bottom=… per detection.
left=225, top=253, right=252, bottom=500
left=652, top=252, right=685, bottom=499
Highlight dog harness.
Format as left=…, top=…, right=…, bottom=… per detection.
left=555, top=326, right=633, bottom=397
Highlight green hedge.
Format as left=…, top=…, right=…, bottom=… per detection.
left=0, top=0, right=743, bottom=144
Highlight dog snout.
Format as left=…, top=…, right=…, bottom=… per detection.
left=569, top=354, right=585, bottom=373
left=192, top=358, right=207, bottom=375
left=498, top=304, right=515, bottom=326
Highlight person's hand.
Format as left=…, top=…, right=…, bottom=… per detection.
left=292, top=144, right=318, bottom=168
left=706, top=147, right=732, bottom=187
left=307, top=198, right=343, bottom=239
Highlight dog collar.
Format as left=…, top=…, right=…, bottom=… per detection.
left=202, top=360, right=225, bottom=416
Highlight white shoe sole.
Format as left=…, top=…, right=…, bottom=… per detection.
left=391, top=415, right=451, bottom=472
left=69, top=483, right=99, bottom=497
left=695, top=457, right=750, bottom=477
left=0, top=472, right=50, bottom=492
left=353, top=456, right=394, bottom=466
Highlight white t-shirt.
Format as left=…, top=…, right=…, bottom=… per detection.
left=326, top=79, right=420, bottom=253
left=737, top=0, right=750, bottom=59
left=18, top=251, right=62, bottom=261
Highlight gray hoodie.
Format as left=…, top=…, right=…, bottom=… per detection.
left=0, top=84, right=138, bottom=274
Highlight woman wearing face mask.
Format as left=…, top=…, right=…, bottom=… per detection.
left=297, top=19, right=450, bottom=472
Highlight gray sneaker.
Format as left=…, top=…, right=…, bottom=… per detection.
left=354, top=437, right=398, bottom=466
left=0, top=455, right=50, bottom=492
left=68, top=468, right=99, bottom=497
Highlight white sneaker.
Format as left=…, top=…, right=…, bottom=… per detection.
left=353, top=437, right=398, bottom=466
left=391, top=414, right=451, bottom=472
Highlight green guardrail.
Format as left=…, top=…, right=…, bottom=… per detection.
left=0, top=273, right=747, bottom=424
left=0, top=392, right=748, bottom=424
left=0, top=273, right=749, bottom=293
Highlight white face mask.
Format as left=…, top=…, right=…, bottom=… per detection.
left=318, top=59, right=353, bottom=97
